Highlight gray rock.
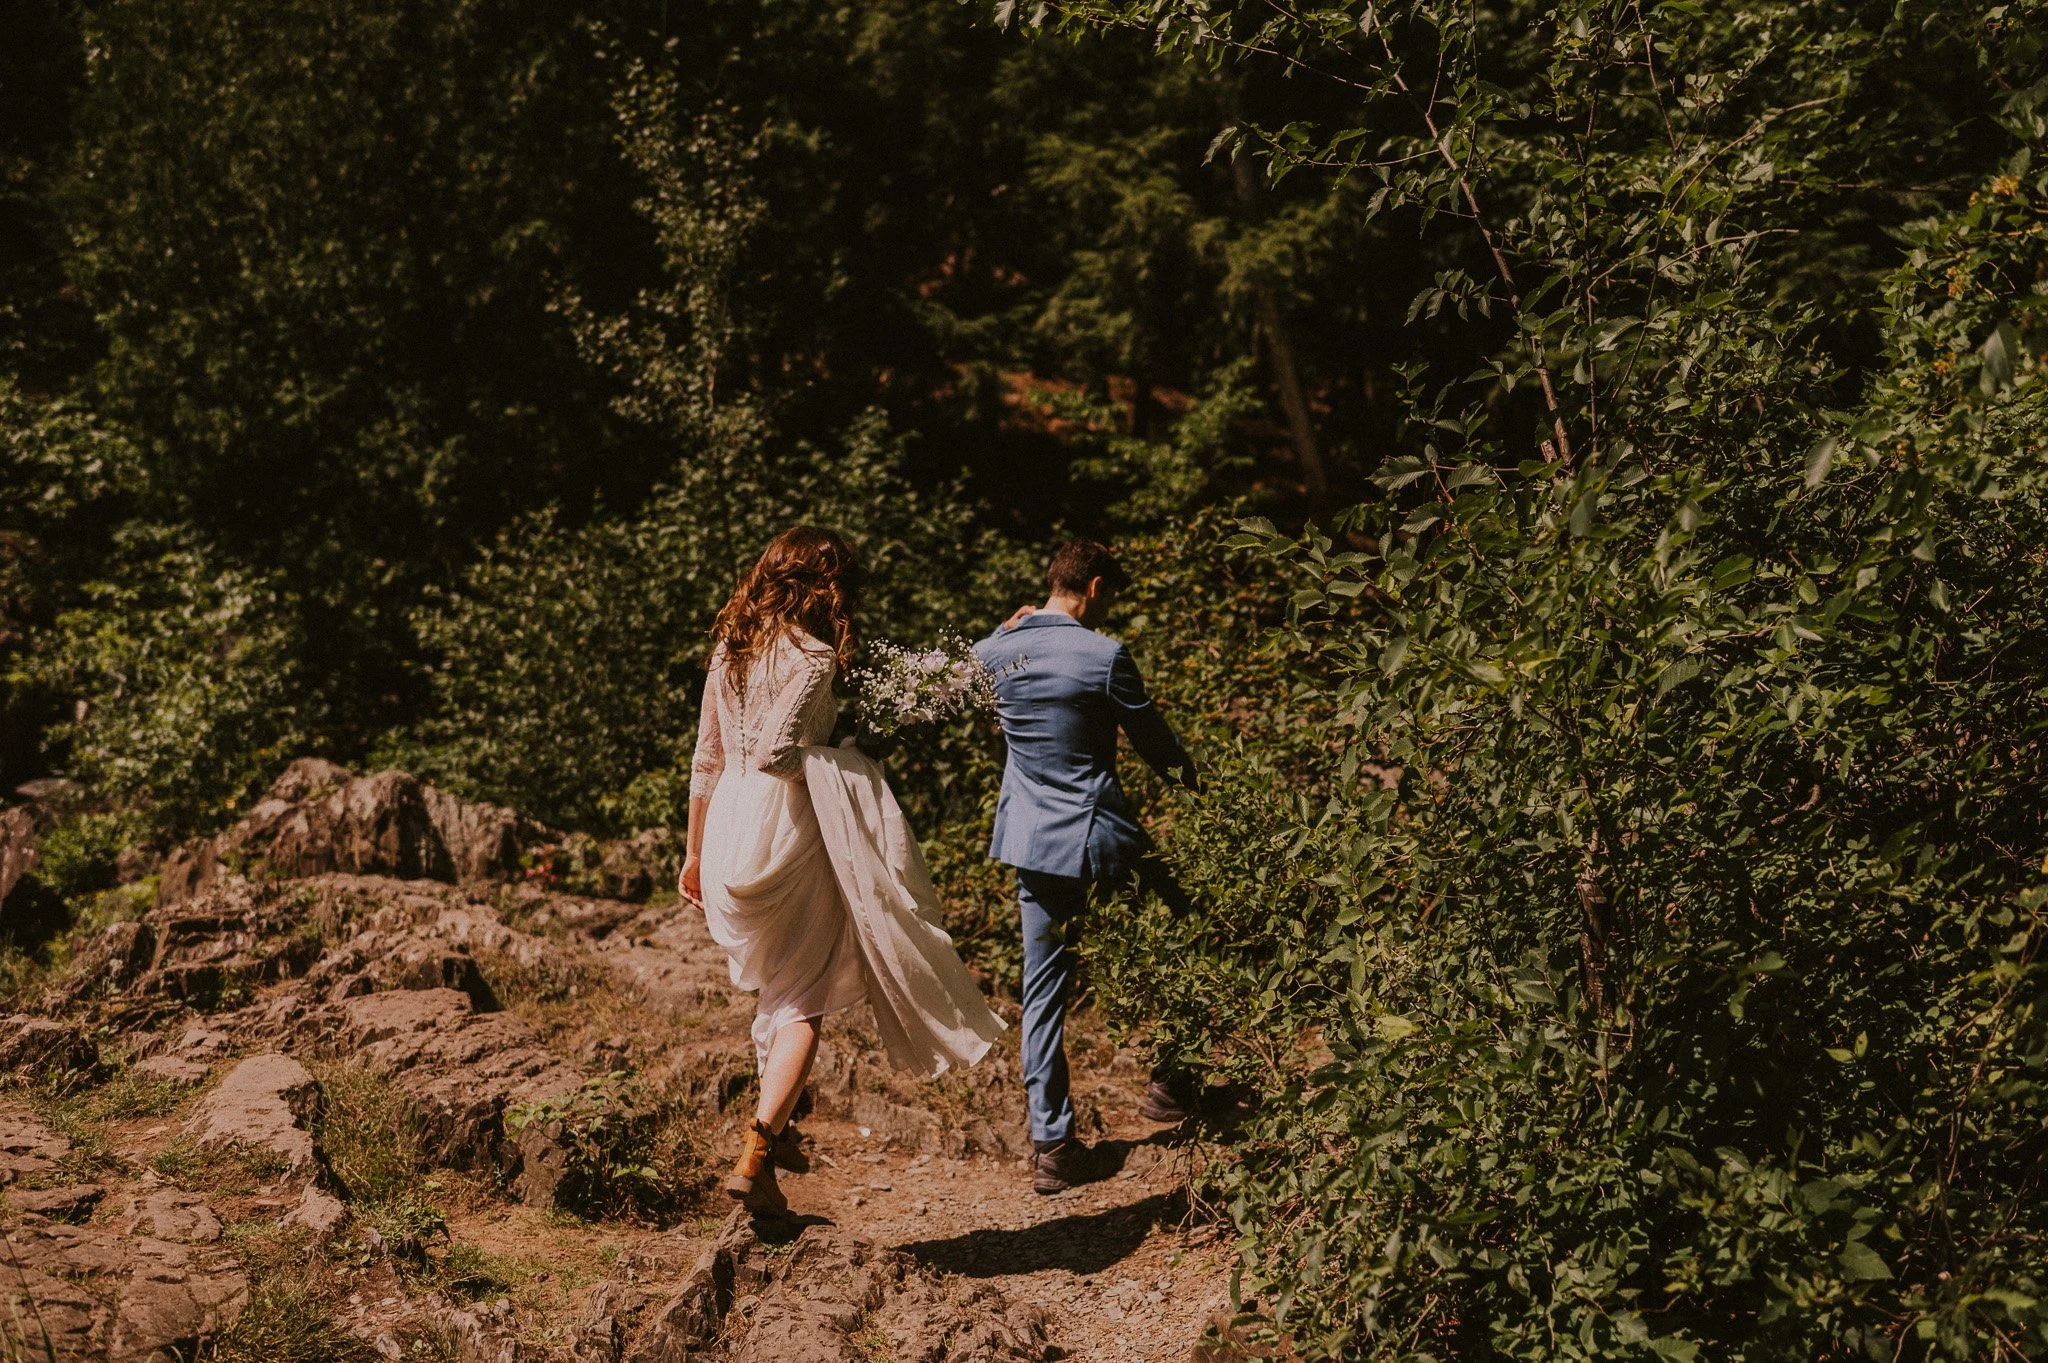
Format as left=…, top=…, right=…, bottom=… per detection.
left=7, top=1183, right=105, bottom=1222
left=184, top=1052, right=322, bottom=1173
left=0, top=1217, right=248, bottom=1362
left=574, top=1211, right=1048, bottom=1363
left=0, top=1111, right=73, bottom=1186
left=281, top=1184, right=346, bottom=1238
left=339, top=988, right=584, bottom=1195
left=0, top=806, right=36, bottom=910
left=131, top=1054, right=211, bottom=1086
left=0, top=1014, right=99, bottom=1077
left=122, top=1189, right=224, bottom=1244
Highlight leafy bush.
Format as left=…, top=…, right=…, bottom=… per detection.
left=505, top=1072, right=698, bottom=1224
left=1052, top=1, right=2048, bottom=1358
left=1095, top=177, right=2048, bottom=1363
left=32, top=811, right=143, bottom=901
left=33, top=525, right=310, bottom=833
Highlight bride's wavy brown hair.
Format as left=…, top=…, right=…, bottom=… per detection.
left=712, top=526, right=860, bottom=695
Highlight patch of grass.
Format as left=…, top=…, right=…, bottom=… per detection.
left=505, top=1074, right=703, bottom=1226
left=469, top=943, right=608, bottom=1012
left=71, top=1069, right=188, bottom=1121
left=147, top=1138, right=287, bottom=1193
left=313, top=1062, right=427, bottom=1205
left=24, top=1091, right=127, bottom=1183
left=206, top=1261, right=378, bottom=1363
left=850, top=1327, right=899, bottom=1363
left=434, top=1241, right=538, bottom=1303
left=149, top=1143, right=198, bottom=1182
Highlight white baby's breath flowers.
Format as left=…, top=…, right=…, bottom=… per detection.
left=853, top=633, right=1011, bottom=736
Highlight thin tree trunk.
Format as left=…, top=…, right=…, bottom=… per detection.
left=1233, top=152, right=1331, bottom=505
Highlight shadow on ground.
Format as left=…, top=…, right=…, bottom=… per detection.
left=898, top=1188, right=1188, bottom=1279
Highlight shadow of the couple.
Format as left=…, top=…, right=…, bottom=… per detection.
left=894, top=1132, right=1190, bottom=1279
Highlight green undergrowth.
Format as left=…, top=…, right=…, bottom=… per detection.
left=149, top=1138, right=290, bottom=1193
left=0, top=878, right=153, bottom=1012
left=506, top=1072, right=701, bottom=1225
left=206, top=1225, right=377, bottom=1363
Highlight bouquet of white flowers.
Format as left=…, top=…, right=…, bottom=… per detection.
left=852, top=633, right=1012, bottom=737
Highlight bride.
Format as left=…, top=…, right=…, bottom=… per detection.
left=680, top=525, right=1004, bottom=1214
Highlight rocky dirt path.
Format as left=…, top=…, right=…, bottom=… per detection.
left=596, top=888, right=1238, bottom=1362
left=0, top=759, right=1239, bottom=1361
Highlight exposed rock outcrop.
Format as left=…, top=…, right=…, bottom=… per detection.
left=0, top=1218, right=250, bottom=1362
left=338, top=986, right=585, bottom=1197
left=0, top=1113, right=246, bottom=1362
left=158, top=758, right=555, bottom=907
left=0, top=1013, right=99, bottom=1077
left=0, top=805, right=36, bottom=910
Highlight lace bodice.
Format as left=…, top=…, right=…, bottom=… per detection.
left=689, top=629, right=838, bottom=800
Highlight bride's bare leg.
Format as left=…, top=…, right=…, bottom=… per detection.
left=757, top=1016, right=820, bottom=1133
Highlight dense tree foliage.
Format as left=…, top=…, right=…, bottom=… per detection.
left=4, top=0, right=2046, bottom=1356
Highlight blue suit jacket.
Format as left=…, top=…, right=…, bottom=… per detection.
left=973, top=612, right=1195, bottom=882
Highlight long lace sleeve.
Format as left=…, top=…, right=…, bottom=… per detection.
left=753, top=640, right=835, bottom=782
left=689, top=652, right=728, bottom=801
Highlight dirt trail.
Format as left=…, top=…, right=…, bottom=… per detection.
left=0, top=761, right=1237, bottom=1361
left=618, top=906, right=1237, bottom=1362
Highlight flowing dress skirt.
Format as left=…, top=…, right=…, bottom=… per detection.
left=699, top=766, right=868, bottom=1068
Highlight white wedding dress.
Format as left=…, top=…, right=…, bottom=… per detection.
left=690, top=628, right=1003, bottom=1076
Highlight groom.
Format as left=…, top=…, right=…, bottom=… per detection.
left=974, top=539, right=1200, bottom=1194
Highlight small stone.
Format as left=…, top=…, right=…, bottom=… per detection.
left=132, top=1054, right=212, bottom=1086
left=282, top=1185, right=346, bottom=1238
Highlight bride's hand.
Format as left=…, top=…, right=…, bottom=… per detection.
left=678, top=854, right=704, bottom=909
left=1001, top=604, right=1036, bottom=631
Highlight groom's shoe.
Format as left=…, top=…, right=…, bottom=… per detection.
left=1139, top=1077, right=1199, bottom=1124
left=1032, top=1138, right=1105, bottom=1195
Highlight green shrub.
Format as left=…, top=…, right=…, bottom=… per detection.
left=1037, top=1, right=2048, bottom=1355
left=1095, top=187, right=2048, bottom=1358
left=505, top=1072, right=698, bottom=1224
left=33, top=525, right=311, bottom=834
left=32, top=811, right=144, bottom=901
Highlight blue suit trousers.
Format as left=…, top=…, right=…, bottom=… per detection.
left=1016, top=869, right=1089, bottom=1146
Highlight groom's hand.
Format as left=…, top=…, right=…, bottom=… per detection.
left=1001, top=604, right=1036, bottom=631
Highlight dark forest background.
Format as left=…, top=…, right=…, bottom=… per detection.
left=5, top=0, right=2048, bottom=1358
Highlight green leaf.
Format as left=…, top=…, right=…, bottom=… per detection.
left=1980, top=322, right=2018, bottom=393
left=1656, top=655, right=1703, bottom=696
left=1568, top=490, right=1597, bottom=537
left=1804, top=437, right=1836, bottom=488
left=1373, top=1014, right=1418, bottom=1040
left=1837, top=1242, right=1894, bottom=1281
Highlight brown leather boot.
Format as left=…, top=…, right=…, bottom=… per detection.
left=771, top=1121, right=811, bottom=1173
left=723, top=1120, right=788, bottom=1215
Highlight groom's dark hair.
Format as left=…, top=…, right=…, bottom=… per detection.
left=1047, top=539, right=1130, bottom=595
